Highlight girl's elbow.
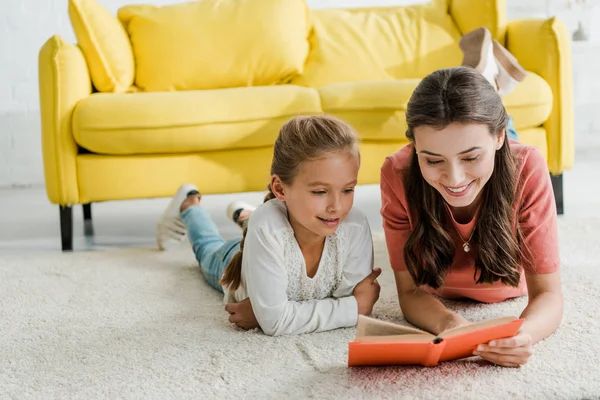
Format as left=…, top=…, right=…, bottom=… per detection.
left=261, top=325, right=278, bottom=336
left=257, top=315, right=280, bottom=336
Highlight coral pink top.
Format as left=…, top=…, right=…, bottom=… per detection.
left=380, top=142, right=560, bottom=303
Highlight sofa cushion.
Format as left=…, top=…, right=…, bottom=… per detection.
left=503, top=72, right=553, bottom=130
left=292, top=1, right=463, bottom=88
left=68, top=0, right=134, bottom=92
left=320, top=79, right=420, bottom=112
left=72, top=86, right=321, bottom=155
left=290, top=11, right=395, bottom=88
left=320, top=72, right=553, bottom=141
left=319, top=80, right=419, bottom=141
left=118, top=0, right=310, bottom=92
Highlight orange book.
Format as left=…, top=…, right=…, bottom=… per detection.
left=348, top=315, right=525, bottom=367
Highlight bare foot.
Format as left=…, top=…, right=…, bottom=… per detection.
left=237, top=210, right=253, bottom=226
left=226, top=201, right=257, bottom=229
left=180, top=192, right=201, bottom=213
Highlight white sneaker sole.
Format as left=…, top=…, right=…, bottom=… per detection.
left=156, top=183, right=199, bottom=250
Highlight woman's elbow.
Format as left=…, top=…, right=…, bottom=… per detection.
left=396, top=287, right=417, bottom=309
left=529, top=285, right=564, bottom=307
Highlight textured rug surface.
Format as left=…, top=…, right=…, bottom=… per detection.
left=1, top=217, right=599, bottom=399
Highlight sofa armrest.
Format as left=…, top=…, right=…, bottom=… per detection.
left=449, top=0, right=506, bottom=41
left=38, top=35, right=92, bottom=205
left=506, top=18, right=574, bottom=174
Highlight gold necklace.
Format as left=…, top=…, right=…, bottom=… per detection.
left=452, top=223, right=476, bottom=253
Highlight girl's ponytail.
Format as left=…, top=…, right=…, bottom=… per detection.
left=219, top=228, right=247, bottom=291
left=263, top=185, right=276, bottom=202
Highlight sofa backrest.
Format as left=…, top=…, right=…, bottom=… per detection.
left=292, top=0, right=464, bottom=88
left=118, top=0, right=311, bottom=92
left=68, top=0, right=471, bottom=92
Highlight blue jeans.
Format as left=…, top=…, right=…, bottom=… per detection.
left=506, top=116, right=519, bottom=141
left=181, top=206, right=241, bottom=293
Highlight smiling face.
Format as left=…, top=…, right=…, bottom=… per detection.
left=413, top=122, right=505, bottom=213
left=270, top=151, right=359, bottom=244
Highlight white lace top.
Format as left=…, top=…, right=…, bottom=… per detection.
left=282, top=229, right=343, bottom=301
left=223, top=199, right=374, bottom=336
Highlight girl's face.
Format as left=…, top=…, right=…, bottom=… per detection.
left=272, top=152, right=359, bottom=242
left=413, top=122, right=504, bottom=212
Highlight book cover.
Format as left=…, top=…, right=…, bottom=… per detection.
left=348, top=315, right=525, bottom=367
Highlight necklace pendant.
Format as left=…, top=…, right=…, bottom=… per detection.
left=463, top=242, right=471, bottom=252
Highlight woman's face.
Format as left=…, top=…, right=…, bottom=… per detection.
left=413, top=122, right=504, bottom=211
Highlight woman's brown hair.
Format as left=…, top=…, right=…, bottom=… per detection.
left=220, top=115, right=360, bottom=290
left=403, top=66, right=527, bottom=289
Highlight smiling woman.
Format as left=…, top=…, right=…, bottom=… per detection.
left=380, top=67, right=563, bottom=368
left=414, top=124, right=505, bottom=215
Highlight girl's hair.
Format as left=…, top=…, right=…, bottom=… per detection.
left=403, top=66, right=527, bottom=289
left=220, top=115, right=360, bottom=291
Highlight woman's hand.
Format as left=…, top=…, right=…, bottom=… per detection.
left=473, top=332, right=533, bottom=367
left=353, top=268, right=382, bottom=316
left=225, top=298, right=259, bottom=330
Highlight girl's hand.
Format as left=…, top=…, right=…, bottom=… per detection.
left=473, top=332, right=533, bottom=367
left=225, top=298, right=259, bottom=330
left=353, top=268, right=382, bottom=316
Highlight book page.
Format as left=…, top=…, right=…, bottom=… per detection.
left=439, top=316, right=518, bottom=339
left=356, top=315, right=432, bottom=338
left=354, top=334, right=434, bottom=343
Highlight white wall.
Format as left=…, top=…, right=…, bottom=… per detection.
left=0, top=0, right=592, bottom=188
left=0, top=0, right=184, bottom=188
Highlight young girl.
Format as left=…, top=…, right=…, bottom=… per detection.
left=157, top=115, right=381, bottom=336
left=380, top=67, right=562, bottom=367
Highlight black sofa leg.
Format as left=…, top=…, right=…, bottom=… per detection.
left=83, top=203, right=94, bottom=236
left=551, top=173, right=564, bottom=215
left=60, top=206, right=73, bottom=251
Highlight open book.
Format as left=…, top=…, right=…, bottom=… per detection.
left=348, top=315, right=524, bottom=367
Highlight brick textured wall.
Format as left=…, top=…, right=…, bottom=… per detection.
left=0, top=0, right=594, bottom=187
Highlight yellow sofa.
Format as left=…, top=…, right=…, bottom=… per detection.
left=39, top=0, right=574, bottom=251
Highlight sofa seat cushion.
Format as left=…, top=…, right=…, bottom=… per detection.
left=73, top=85, right=321, bottom=155
left=502, top=72, right=553, bottom=130
left=320, top=72, right=553, bottom=141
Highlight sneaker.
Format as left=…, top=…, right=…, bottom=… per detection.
left=156, top=183, right=199, bottom=250
left=492, top=39, right=527, bottom=97
left=459, top=27, right=498, bottom=88
left=226, top=201, right=257, bottom=229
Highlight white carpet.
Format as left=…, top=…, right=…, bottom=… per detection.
left=1, top=217, right=599, bottom=399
